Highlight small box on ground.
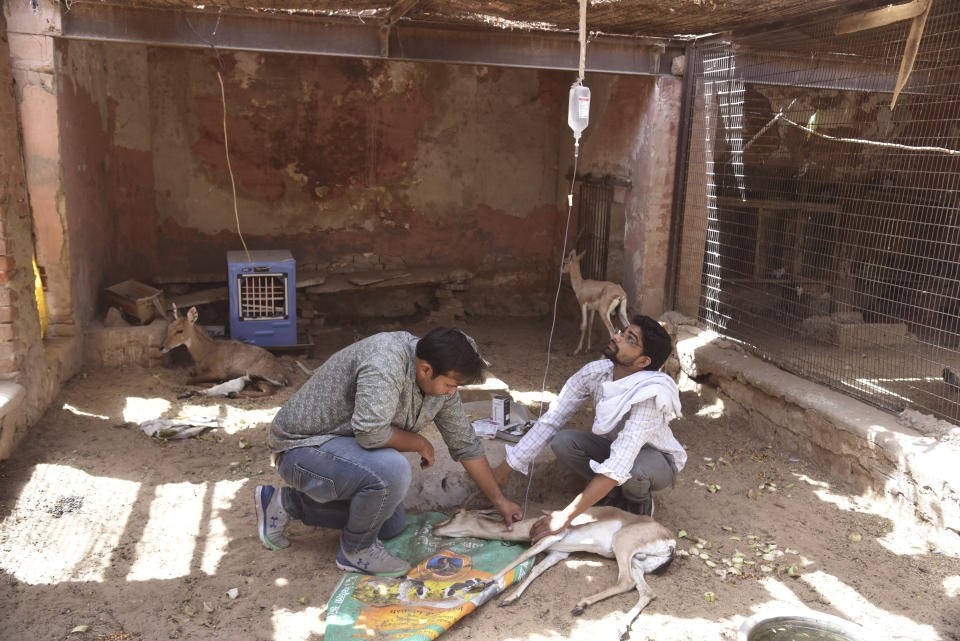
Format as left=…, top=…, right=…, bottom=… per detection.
left=104, top=280, right=165, bottom=325
left=492, top=395, right=510, bottom=427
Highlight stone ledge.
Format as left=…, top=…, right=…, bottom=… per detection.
left=399, top=400, right=579, bottom=513
left=83, top=318, right=167, bottom=369
left=675, top=324, right=960, bottom=537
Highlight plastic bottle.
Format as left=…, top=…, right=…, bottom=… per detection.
left=568, top=83, right=591, bottom=153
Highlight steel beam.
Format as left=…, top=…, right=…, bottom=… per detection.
left=60, top=3, right=685, bottom=76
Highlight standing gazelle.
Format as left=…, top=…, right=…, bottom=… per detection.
left=433, top=503, right=675, bottom=640
left=562, top=249, right=630, bottom=354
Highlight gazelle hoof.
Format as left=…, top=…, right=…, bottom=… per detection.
left=571, top=605, right=585, bottom=616
left=498, top=599, right=516, bottom=608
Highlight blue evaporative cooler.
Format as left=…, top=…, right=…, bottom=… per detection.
left=226, top=249, right=296, bottom=347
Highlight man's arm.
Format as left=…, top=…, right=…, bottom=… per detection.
left=461, top=456, right=524, bottom=528
left=529, top=474, right=618, bottom=541
left=378, top=426, right=435, bottom=469
left=501, top=363, right=599, bottom=477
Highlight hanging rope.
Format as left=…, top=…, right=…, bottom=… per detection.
left=577, top=0, right=588, bottom=84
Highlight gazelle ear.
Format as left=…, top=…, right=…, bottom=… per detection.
left=575, top=250, right=586, bottom=261
left=172, top=303, right=179, bottom=319
left=187, top=307, right=199, bottom=323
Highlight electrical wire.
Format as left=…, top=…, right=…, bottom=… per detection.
left=216, top=69, right=251, bottom=263
left=185, top=11, right=251, bottom=263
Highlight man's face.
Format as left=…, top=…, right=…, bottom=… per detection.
left=603, top=325, right=651, bottom=369
left=416, top=363, right=468, bottom=396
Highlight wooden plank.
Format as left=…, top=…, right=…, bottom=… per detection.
left=305, top=267, right=472, bottom=295
left=718, top=197, right=837, bottom=212
left=167, top=286, right=229, bottom=310
left=153, top=271, right=226, bottom=285
left=296, top=271, right=327, bottom=288
left=348, top=272, right=410, bottom=287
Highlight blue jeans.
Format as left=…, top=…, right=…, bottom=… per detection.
left=276, top=437, right=411, bottom=552
left=550, top=430, right=677, bottom=502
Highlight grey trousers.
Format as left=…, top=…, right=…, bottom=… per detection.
left=550, top=429, right=677, bottom=502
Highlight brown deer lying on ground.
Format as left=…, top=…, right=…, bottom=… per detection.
left=161, top=305, right=288, bottom=395
left=433, top=502, right=675, bottom=640
left=562, top=249, right=630, bottom=354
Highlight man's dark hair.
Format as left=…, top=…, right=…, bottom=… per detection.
left=632, top=315, right=673, bottom=371
left=416, top=327, right=486, bottom=383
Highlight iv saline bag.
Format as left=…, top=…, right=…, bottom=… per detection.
left=568, top=83, right=591, bottom=146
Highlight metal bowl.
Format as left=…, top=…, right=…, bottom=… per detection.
left=738, top=609, right=870, bottom=641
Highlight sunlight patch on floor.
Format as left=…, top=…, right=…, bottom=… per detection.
left=201, top=479, right=245, bottom=575
left=759, top=576, right=810, bottom=608
left=810, top=487, right=937, bottom=556
left=170, top=403, right=280, bottom=434
left=563, top=558, right=604, bottom=569
left=696, top=396, right=726, bottom=418
left=62, top=403, right=110, bottom=420
left=123, top=396, right=172, bottom=423
left=503, top=611, right=740, bottom=641
left=222, top=405, right=282, bottom=434
left=801, top=570, right=939, bottom=641
left=508, top=389, right=558, bottom=406
left=945, top=575, right=960, bottom=597
left=128, top=482, right=207, bottom=581
left=463, top=377, right=509, bottom=391
left=0, top=464, right=140, bottom=584
left=271, top=606, right=327, bottom=640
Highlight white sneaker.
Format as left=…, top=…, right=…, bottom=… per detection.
left=336, top=541, right=410, bottom=576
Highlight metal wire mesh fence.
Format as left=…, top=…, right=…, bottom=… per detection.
left=677, top=3, right=960, bottom=425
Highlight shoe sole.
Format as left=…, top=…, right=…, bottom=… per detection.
left=335, top=558, right=409, bottom=577
left=254, top=486, right=288, bottom=551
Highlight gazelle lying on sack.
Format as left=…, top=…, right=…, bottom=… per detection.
left=433, top=502, right=676, bottom=640
left=161, top=304, right=288, bottom=396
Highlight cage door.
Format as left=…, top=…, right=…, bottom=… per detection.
left=236, top=272, right=289, bottom=321
left=576, top=178, right=614, bottom=281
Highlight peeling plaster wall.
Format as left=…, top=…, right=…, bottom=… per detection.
left=59, top=44, right=568, bottom=293
left=0, top=11, right=80, bottom=460
left=56, top=40, right=680, bottom=323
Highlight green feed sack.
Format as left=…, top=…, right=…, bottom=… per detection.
left=326, top=512, right=533, bottom=641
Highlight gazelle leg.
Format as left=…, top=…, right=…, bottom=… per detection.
left=485, top=533, right=565, bottom=586
left=570, top=573, right=637, bottom=616
left=571, top=538, right=644, bottom=615
left=617, top=297, right=629, bottom=329
left=614, top=565, right=655, bottom=641
left=601, top=299, right=618, bottom=337
left=575, top=304, right=589, bottom=354
left=499, top=550, right=569, bottom=606
left=586, top=309, right=596, bottom=351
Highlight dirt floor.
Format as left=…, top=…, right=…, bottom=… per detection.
left=1, top=316, right=959, bottom=641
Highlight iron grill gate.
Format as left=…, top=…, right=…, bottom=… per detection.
left=237, top=273, right=289, bottom=320
left=576, top=178, right=614, bottom=281
left=678, top=5, right=960, bottom=425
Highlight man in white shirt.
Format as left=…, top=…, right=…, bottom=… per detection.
left=493, top=315, right=685, bottom=542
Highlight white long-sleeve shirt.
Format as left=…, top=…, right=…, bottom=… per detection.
left=505, top=360, right=686, bottom=484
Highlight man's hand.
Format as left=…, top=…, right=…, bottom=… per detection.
left=530, top=509, right=573, bottom=542
left=492, top=460, right=513, bottom=489
left=417, top=436, right=435, bottom=469
left=494, top=497, right=524, bottom=531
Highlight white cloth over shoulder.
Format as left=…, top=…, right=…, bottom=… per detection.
left=593, top=370, right=681, bottom=435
